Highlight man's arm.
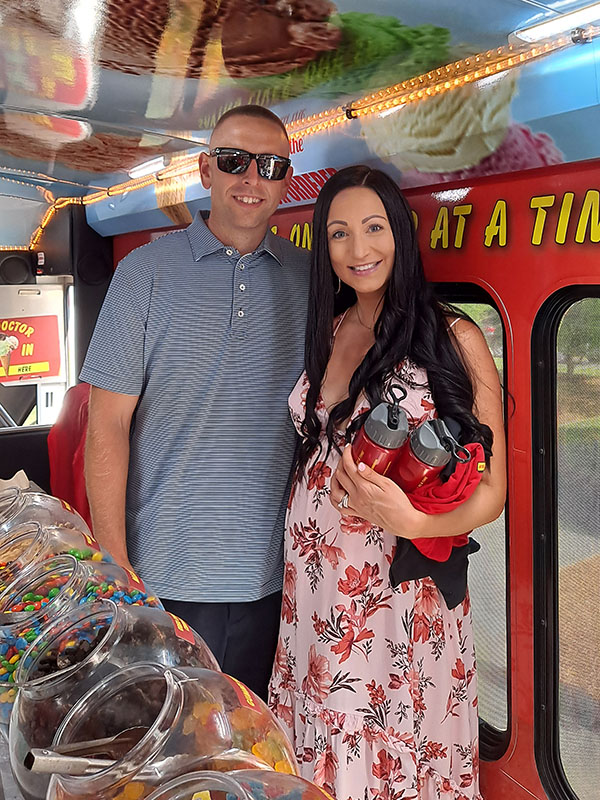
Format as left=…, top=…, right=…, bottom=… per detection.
left=85, top=385, right=139, bottom=569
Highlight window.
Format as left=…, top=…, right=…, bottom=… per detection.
left=454, top=301, right=509, bottom=739
left=556, top=297, right=600, bottom=800
left=533, top=290, right=600, bottom=800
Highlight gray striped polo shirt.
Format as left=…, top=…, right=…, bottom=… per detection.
left=80, top=214, right=310, bottom=602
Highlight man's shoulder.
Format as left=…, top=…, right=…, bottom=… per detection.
left=277, top=236, right=310, bottom=261
left=117, top=229, right=190, bottom=271
left=269, top=235, right=310, bottom=270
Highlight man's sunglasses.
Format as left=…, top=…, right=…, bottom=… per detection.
left=210, top=147, right=291, bottom=181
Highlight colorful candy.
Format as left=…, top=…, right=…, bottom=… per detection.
left=0, top=556, right=161, bottom=728
left=0, top=524, right=114, bottom=598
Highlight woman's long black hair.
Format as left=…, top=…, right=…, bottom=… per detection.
left=297, top=165, right=494, bottom=476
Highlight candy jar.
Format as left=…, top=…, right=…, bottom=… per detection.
left=144, top=770, right=335, bottom=800
left=10, top=600, right=220, bottom=800
left=0, top=523, right=45, bottom=595
left=0, top=555, right=161, bottom=729
left=44, top=663, right=298, bottom=800
left=0, top=488, right=91, bottom=539
left=0, top=523, right=112, bottom=595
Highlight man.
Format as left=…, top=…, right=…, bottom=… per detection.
left=80, top=105, right=310, bottom=699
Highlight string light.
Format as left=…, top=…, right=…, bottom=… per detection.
left=8, top=23, right=596, bottom=251
left=287, top=29, right=592, bottom=136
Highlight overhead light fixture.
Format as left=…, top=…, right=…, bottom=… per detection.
left=128, top=156, right=166, bottom=180
left=509, top=1, right=600, bottom=44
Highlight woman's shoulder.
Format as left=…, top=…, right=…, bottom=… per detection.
left=445, top=314, right=482, bottom=337
left=444, top=315, right=490, bottom=353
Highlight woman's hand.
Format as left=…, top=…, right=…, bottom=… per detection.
left=330, top=445, right=424, bottom=538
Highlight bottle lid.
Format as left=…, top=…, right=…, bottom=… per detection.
left=364, top=403, right=409, bottom=450
left=409, top=419, right=454, bottom=467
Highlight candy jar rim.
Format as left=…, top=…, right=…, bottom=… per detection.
left=13, top=598, right=120, bottom=693
left=53, top=662, right=184, bottom=795
left=0, top=554, right=85, bottom=630
left=143, top=770, right=253, bottom=800
left=0, top=487, right=26, bottom=531
left=0, top=522, right=45, bottom=566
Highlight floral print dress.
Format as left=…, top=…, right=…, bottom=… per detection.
left=268, top=341, right=481, bottom=800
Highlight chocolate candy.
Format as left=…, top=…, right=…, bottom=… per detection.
left=0, top=556, right=161, bottom=729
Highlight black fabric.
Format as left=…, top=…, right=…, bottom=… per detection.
left=0, top=426, right=51, bottom=491
left=389, top=537, right=480, bottom=610
left=160, top=590, right=282, bottom=701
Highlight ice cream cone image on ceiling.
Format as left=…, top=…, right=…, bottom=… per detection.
left=360, top=70, right=564, bottom=186
left=0, top=335, right=18, bottom=379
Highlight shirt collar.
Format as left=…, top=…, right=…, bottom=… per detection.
left=187, top=212, right=285, bottom=266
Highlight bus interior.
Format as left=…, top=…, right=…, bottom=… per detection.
left=0, top=2, right=599, bottom=799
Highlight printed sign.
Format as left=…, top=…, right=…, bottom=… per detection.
left=270, top=166, right=600, bottom=264
left=123, top=566, right=146, bottom=593
left=0, top=314, right=61, bottom=385
left=224, top=674, right=257, bottom=709
left=166, top=612, right=196, bottom=645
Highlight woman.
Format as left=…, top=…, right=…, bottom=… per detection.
left=268, top=166, right=506, bottom=800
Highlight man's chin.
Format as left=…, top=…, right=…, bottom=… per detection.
left=230, top=208, right=275, bottom=231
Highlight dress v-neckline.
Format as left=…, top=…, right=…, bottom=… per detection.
left=317, top=308, right=367, bottom=429
left=318, top=308, right=350, bottom=413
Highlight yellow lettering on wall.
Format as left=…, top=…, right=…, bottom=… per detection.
left=289, top=223, right=301, bottom=247
left=575, top=190, right=600, bottom=243
left=21, top=343, right=34, bottom=356
left=411, top=210, right=419, bottom=231
left=301, top=222, right=312, bottom=250
left=430, top=206, right=449, bottom=249
left=555, top=192, right=575, bottom=244
left=530, top=195, right=555, bottom=245
left=484, top=200, right=507, bottom=248
left=452, top=204, right=473, bottom=248
left=270, top=225, right=278, bottom=235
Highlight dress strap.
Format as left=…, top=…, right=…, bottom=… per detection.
left=333, top=308, right=350, bottom=337
left=448, top=317, right=461, bottom=330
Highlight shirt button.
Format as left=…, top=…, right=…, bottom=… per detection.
left=237, top=309, right=244, bottom=318
left=239, top=284, right=246, bottom=291
left=238, top=263, right=245, bottom=270
left=226, top=249, right=233, bottom=256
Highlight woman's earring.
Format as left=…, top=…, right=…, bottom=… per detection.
left=335, top=276, right=341, bottom=294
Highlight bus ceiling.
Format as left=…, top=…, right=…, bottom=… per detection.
left=1, top=0, right=600, bottom=245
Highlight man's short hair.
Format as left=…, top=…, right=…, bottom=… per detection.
left=212, top=105, right=289, bottom=142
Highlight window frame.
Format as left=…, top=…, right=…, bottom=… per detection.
left=532, top=286, right=600, bottom=800
left=434, top=281, right=511, bottom=761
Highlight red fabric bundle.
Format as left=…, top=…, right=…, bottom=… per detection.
left=47, top=382, right=92, bottom=530
left=406, top=442, right=486, bottom=562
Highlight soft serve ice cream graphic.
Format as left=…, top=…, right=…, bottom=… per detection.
left=360, top=67, right=563, bottom=187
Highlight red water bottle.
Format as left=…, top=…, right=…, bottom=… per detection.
left=392, top=418, right=471, bottom=492
left=351, top=402, right=409, bottom=477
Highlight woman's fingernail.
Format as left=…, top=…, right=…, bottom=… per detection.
left=358, top=462, right=366, bottom=472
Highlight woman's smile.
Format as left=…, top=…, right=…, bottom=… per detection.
left=348, top=260, right=382, bottom=275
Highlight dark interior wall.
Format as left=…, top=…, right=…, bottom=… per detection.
left=0, top=426, right=51, bottom=491
left=36, top=203, right=114, bottom=375
left=0, top=209, right=112, bottom=485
